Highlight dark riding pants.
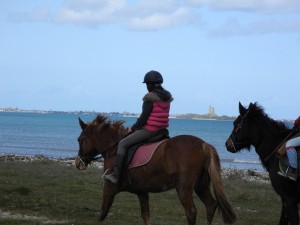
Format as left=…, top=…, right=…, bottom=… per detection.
left=117, top=129, right=156, bottom=156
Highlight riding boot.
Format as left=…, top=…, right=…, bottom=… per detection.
left=103, top=154, right=125, bottom=184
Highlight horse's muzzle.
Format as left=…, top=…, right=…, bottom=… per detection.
left=225, top=138, right=238, bottom=153
left=75, top=156, right=88, bottom=170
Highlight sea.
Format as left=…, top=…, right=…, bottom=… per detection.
left=0, top=112, right=264, bottom=170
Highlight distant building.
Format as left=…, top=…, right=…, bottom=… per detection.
left=208, top=105, right=216, bottom=116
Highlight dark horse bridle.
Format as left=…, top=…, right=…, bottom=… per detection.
left=228, top=109, right=293, bottom=162
left=228, top=109, right=254, bottom=152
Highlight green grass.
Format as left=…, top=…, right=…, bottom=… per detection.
left=0, top=159, right=282, bottom=225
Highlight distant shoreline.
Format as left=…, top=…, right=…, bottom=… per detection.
left=0, top=109, right=236, bottom=121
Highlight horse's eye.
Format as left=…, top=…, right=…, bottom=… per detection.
left=78, top=136, right=86, bottom=144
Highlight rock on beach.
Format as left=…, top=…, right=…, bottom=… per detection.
left=0, top=154, right=269, bottom=183
left=0, top=154, right=103, bottom=168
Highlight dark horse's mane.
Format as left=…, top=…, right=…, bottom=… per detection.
left=249, top=103, right=289, bottom=138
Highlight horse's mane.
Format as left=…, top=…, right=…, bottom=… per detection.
left=92, top=114, right=108, bottom=125
left=249, top=103, right=289, bottom=136
left=92, top=114, right=126, bottom=131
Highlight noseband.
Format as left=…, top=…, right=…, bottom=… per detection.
left=78, top=154, right=103, bottom=165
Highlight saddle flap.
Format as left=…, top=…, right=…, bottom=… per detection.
left=127, top=140, right=167, bottom=169
left=126, top=128, right=170, bottom=167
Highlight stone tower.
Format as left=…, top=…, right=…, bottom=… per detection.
left=208, top=105, right=216, bottom=116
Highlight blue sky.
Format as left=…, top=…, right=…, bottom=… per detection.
left=1, top=0, right=299, bottom=119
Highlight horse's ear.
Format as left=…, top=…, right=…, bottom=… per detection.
left=78, top=117, right=87, bottom=130
left=239, top=102, right=247, bottom=116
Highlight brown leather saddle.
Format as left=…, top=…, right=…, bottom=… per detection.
left=125, top=128, right=170, bottom=166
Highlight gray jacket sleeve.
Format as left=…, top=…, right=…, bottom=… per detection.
left=131, top=101, right=153, bottom=131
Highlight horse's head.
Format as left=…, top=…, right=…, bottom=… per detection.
left=75, top=115, right=127, bottom=170
left=225, top=102, right=260, bottom=153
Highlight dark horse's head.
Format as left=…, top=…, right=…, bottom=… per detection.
left=225, top=102, right=289, bottom=154
left=75, top=115, right=127, bottom=170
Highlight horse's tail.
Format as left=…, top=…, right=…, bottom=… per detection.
left=204, top=143, right=236, bottom=224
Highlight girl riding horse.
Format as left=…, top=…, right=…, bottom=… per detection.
left=278, top=116, right=300, bottom=181
left=103, top=70, right=173, bottom=184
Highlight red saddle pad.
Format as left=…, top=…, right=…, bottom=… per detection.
left=128, top=140, right=167, bottom=169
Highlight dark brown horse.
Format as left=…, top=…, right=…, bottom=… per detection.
left=225, top=102, right=300, bottom=225
left=75, top=115, right=236, bottom=225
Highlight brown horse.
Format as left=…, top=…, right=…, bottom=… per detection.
left=75, top=115, right=236, bottom=225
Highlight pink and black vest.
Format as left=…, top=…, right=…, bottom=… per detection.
left=143, top=92, right=172, bottom=132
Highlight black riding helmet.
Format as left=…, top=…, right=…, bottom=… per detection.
left=143, top=70, right=163, bottom=84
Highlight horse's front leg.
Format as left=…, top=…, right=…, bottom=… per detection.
left=278, top=202, right=288, bottom=225
left=99, top=182, right=118, bottom=222
left=137, top=193, right=150, bottom=225
left=285, top=197, right=299, bottom=225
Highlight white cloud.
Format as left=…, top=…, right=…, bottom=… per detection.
left=53, top=0, right=200, bottom=29
left=208, top=17, right=300, bottom=37
left=55, top=0, right=126, bottom=25
left=126, top=7, right=197, bottom=30
left=6, top=0, right=300, bottom=36
left=188, top=0, right=300, bottom=13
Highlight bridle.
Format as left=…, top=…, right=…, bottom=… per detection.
left=228, top=109, right=256, bottom=152
left=77, top=141, right=119, bottom=165
left=77, top=153, right=103, bottom=165
left=77, top=120, right=128, bottom=166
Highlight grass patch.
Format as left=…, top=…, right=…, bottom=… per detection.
left=0, top=159, right=282, bottom=225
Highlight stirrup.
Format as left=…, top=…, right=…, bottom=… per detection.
left=103, top=171, right=119, bottom=184
left=278, top=167, right=297, bottom=181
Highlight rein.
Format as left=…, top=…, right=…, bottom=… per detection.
left=78, top=154, right=103, bottom=165
left=228, top=135, right=257, bottom=152
left=264, top=130, right=295, bottom=162
left=79, top=141, right=119, bottom=165
left=104, top=142, right=118, bottom=159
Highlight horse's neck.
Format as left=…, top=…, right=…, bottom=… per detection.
left=255, top=141, right=275, bottom=169
left=255, top=129, right=287, bottom=169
